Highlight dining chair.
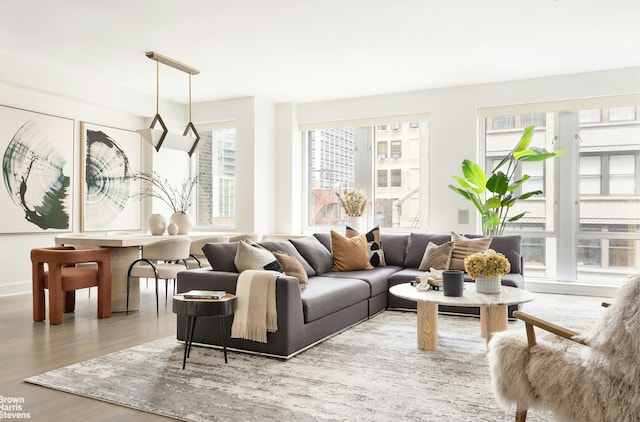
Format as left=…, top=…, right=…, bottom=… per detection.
left=126, top=237, right=191, bottom=317
left=31, top=246, right=112, bottom=325
left=186, top=235, right=229, bottom=269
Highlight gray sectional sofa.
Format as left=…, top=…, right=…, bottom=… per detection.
left=175, top=232, right=524, bottom=359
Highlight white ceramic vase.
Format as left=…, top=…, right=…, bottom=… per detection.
left=148, top=213, right=167, bottom=235
left=475, top=275, right=501, bottom=294
left=167, top=222, right=179, bottom=235
left=348, top=215, right=365, bottom=232
left=170, top=211, right=192, bottom=235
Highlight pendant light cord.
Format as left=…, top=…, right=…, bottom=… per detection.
left=155, top=60, right=160, bottom=115
left=188, top=73, right=192, bottom=122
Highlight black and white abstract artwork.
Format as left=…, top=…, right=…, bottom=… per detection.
left=81, top=122, right=141, bottom=232
left=1, top=105, right=74, bottom=233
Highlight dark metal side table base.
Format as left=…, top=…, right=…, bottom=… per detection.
left=172, top=294, right=237, bottom=370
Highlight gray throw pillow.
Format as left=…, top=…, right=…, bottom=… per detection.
left=290, top=236, right=333, bottom=275
left=202, top=242, right=239, bottom=272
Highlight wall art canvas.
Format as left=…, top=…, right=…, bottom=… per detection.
left=0, top=105, right=74, bottom=233
left=81, top=122, right=142, bottom=232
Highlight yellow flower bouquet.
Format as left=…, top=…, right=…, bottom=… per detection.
left=463, top=250, right=511, bottom=279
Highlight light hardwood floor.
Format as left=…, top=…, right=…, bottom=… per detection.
left=1, top=285, right=609, bottom=421
left=1, top=285, right=177, bottom=421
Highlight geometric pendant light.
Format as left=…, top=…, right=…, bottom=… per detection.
left=137, top=51, right=201, bottom=157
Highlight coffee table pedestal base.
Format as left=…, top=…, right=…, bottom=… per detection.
left=417, top=302, right=438, bottom=351
left=480, top=305, right=508, bottom=342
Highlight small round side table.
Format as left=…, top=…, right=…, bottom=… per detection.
left=172, top=293, right=237, bottom=369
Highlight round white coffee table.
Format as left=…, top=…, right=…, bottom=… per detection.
left=389, top=282, right=535, bottom=351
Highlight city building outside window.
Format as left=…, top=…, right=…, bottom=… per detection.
left=304, top=118, right=427, bottom=230
left=195, top=125, right=236, bottom=228
left=377, top=141, right=388, bottom=159
left=483, top=102, right=640, bottom=286
left=391, top=140, right=402, bottom=159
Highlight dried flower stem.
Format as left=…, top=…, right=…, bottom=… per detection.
left=131, top=171, right=200, bottom=213
left=336, top=189, right=367, bottom=217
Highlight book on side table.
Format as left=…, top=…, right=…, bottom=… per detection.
left=183, top=290, right=226, bottom=300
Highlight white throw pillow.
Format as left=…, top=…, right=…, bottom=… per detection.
left=234, top=239, right=284, bottom=272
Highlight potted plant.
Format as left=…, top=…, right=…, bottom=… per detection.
left=449, top=126, right=567, bottom=236
left=336, top=189, right=367, bottom=231
left=132, top=171, right=200, bottom=234
left=464, top=250, right=511, bottom=293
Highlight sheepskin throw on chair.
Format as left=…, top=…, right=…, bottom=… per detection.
left=488, top=274, right=640, bottom=422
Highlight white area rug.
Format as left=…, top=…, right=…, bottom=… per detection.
left=25, top=299, right=603, bottom=421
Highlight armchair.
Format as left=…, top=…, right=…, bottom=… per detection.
left=488, top=275, right=640, bottom=422
left=31, top=246, right=112, bottom=325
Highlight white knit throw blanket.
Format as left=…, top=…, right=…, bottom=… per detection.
left=231, top=269, right=279, bottom=343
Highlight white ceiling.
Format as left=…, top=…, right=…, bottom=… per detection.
left=1, top=0, right=639, bottom=105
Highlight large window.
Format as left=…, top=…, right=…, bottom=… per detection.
left=196, top=125, right=236, bottom=228
left=484, top=103, right=640, bottom=286
left=304, top=119, right=427, bottom=230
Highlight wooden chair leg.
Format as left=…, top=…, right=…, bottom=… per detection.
left=97, top=280, right=112, bottom=319
left=32, top=282, right=46, bottom=322
left=49, top=288, right=64, bottom=325
left=63, top=290, right=76, bottom=313
left=516, top=408, right=527, bottom=422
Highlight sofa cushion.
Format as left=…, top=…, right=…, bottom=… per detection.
left=404, top=233, right=451, bottom=268
left=290, top=235, right=333, bottom=275
left=273, top=251, right=308, bottom=290
left=234, top=239, right=284, bottom=272
left=300, top=276, right=370, bottom=323
left=379, top=234, right=408, bottom=266
left=450, top=232, right=493, bottom=271
left=345, top=226, right=386, bottom=267
left=464, top=234, right=522, bottom=274
left=258, top=240, right=316, bottom=277
left=202, top=242, right=239, bottom=272
left=331, top=230, right=374, bottom=272
left=419, top=241, right=453, bottom=271
left=322, top=266, right=402, bottom=297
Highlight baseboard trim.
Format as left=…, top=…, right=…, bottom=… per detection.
left=0, top=281, right=31, bottom=297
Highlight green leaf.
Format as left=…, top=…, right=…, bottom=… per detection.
left=512, top=125, right=534, bottom=153
left=507, top=175, right=529, bottom=191
left=518, top=190, right=542, bottom=200
left=507, top=212, right=527, bottom=222
left=449, top=185, right=485, bottom=215
left=486, top=171, right=509, bottom=195
left=516, top=148, right=568, bottom=162
left=485, top=196, right=502, bottom=209
left=501, top=195, right=517, bottom=207
left=482, top=211, right=500, bottom=230
left=451, top=175, right=474, bottom=191
left=461, top=159, right=488, bottom=191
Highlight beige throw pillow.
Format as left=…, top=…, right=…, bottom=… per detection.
left=418, top=241, right=453, bottom=271
left=273, top=251, right=308, bottom=290
left=449, top=231, right=493, bottom=271
left=331, top=230, right=374, bottom=272
left=234, top=239, right=284, bottom=272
